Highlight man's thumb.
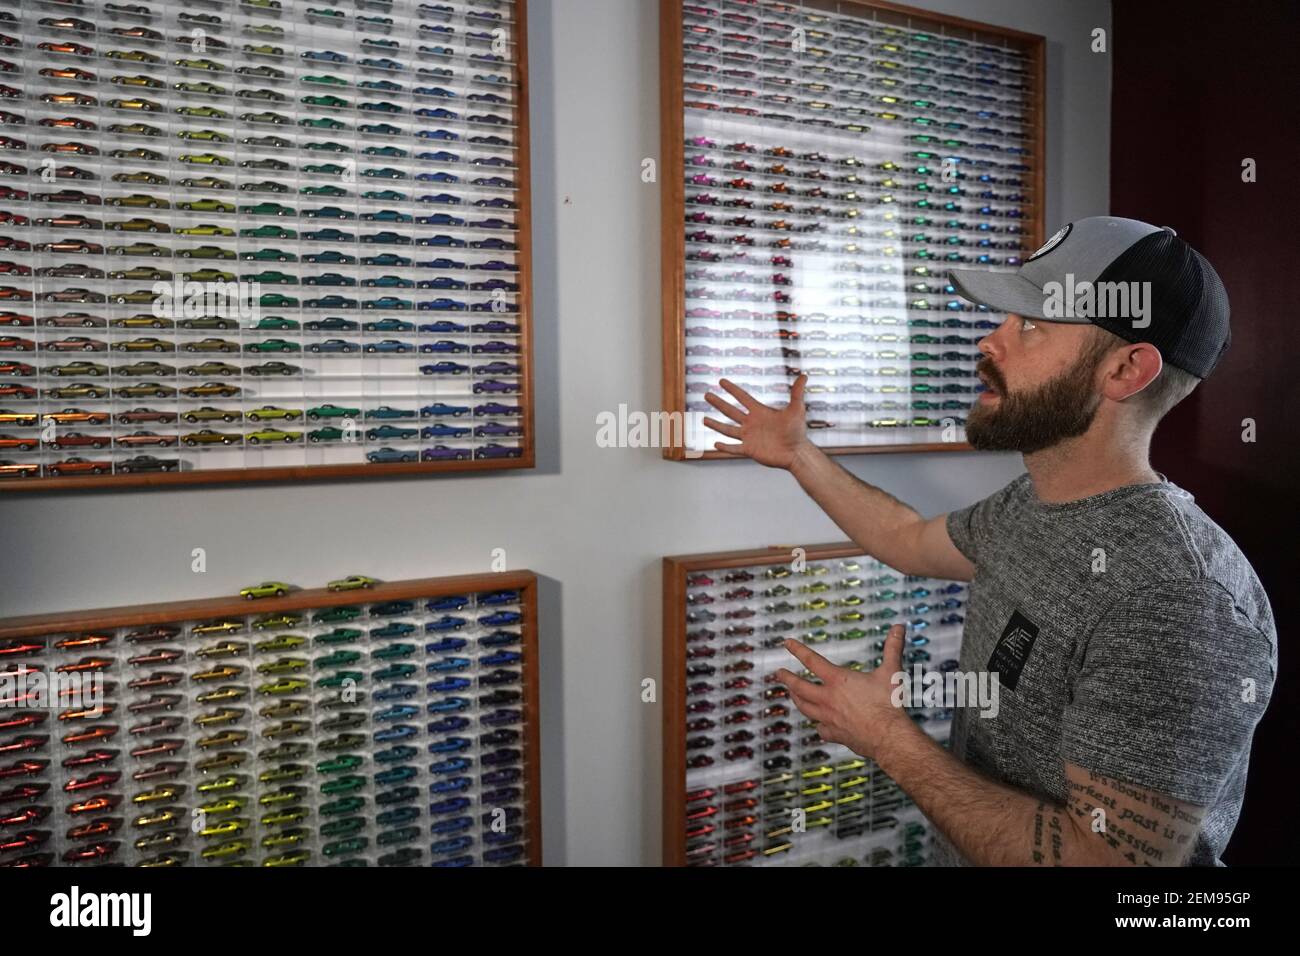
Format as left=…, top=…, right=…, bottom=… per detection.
left=882, top=623, right=906, bottom=674
left=790, top=373, right=808, bottom=407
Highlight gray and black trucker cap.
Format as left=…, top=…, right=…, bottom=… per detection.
left=948, top=216, right=1231, bottom=379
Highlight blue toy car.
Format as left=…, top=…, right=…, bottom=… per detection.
left=423, top=422, right=472, bottom=439
left=425, top=615, right=468, bottom=632
left=375, top=704, right=420, bottom=722
left=366, top=423, right=418, bottom=440
left=420, top=401, right=470, bottom=417
left=427, top=695, right=470, bottom=713
left=364, top=296, right=412, bottom=311
left=373, top=723, right=418, bottom=742
left=420, top=297, right=467, bottom=311
left=418, top=340, right=470, bottom=356
left=373, top=683, right=418, bottom=702
left=426, top=636, right=469, bottom=654
left=417, top=212, right=466, bottom=227
left=420, top=320, right=470, bottom=334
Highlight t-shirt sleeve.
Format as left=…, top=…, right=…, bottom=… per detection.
left=945, top=473, right=1027, bottom=565
left=1061, top=578, right=1276, bottom=806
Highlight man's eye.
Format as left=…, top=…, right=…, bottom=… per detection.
left=1020, top=317, right=1036, bottom=332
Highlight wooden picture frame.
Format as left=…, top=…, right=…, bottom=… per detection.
left=0, top=570, right=542, bottom=867
left=663, top=542, right=962, bottom=866
left=0, top=1, right=535, bottom=491
left=660, top=0, right=1046, bottom=459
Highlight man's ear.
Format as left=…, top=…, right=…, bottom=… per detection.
left=1108, top=341, right=1163, bottom=402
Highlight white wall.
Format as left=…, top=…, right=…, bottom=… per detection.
left=0, top=0, right=1110, bottom=865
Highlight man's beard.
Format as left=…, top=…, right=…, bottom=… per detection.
left=964, top=350, right=1105, bottom=453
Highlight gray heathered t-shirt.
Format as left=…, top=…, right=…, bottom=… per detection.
left=927, top=471, right=1277, bottom=866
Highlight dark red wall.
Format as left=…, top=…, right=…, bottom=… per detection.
left=1110, top=0, right=1300, bottom=863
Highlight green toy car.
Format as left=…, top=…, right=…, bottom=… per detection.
left=314, top=606, right=360, bottom=623
left=315, top=627, right=364, bottom=645
left=254, top=612, right=301, bottom=630
left=307, top=404, right=361, bottom=420
left=327, top=574, right=378, bottom=592
left=255, top=633, right=306, bottom=652
left=301, top=94, right=348, bottom=108
left=257, top=678, right=309, bottom=695
left=239, top=581, right=290, bottom=600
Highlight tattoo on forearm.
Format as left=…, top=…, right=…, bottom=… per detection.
left=1061, top=771, right=1205, bottom=866
left=1030, top=801, right=1065, bottom=866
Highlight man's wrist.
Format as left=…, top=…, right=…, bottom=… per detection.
left=872, top=702, right=932, bottom=779
left=788, top=439, right=820, bottom=476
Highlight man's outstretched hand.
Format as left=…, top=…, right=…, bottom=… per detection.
left=774, top=624, right=912, bottom=760
left=701, top=374, right=812, bottom=469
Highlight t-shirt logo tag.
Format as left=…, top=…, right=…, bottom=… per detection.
left=987, top=610, right=1039, bottom=691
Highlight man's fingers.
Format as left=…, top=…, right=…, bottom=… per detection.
left=718, top=378, right=763, bottom=412
left=704, top=389, right=747, bottom=423
left=701, top=416, right=741, bottom=439
left=880, top=624, right=906, bottom=674
left=780, top=682, right=833, bottom=725
left=783, top=638, right=839, bottom=682
left=772, top=667, right=829, bottom=706
left=713, top=441, right=746, bottom=456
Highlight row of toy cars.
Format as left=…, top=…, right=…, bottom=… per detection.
left=682, top=136, right=1030, bottom=197
left=679, top=149, right=1029, bottom=257
left=0, top=339, right=524, bottom=381
left=679, top=2, right=1031, bottom=136
left=0, top=394, right=525, bottom=477
left=679, top=557, right=956, bottom=866
left=0, top=574, right=531, bottom=866
left=793, top=819, right=930, bottom=868
left=680, top=142, right=1030, bottom=245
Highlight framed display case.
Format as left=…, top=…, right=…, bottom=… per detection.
left=0, top=570, right=540, bottom=867
left=660, top=0, right=1045, bottom=459
left=663, top=542, right=963, bottom=866
left=0, top=0, right=534, bottom=490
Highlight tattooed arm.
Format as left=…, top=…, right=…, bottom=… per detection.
left=776, top=627, right=1220, bottom=866
left=1057, top=766, right=1207, bottom=865
left=873, top=719, right=1205, bottom=866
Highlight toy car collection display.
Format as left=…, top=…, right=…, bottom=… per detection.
left=0, top=0, right=533, bottom=488
left=0, top=571, right=540, bottom=866
left=0, top=0, right=1035, bottom=874
left=659, top=0, right=1043, bottom=457
left=663, top=544, right=961, bottom=866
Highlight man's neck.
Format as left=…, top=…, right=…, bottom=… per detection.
left=1022, top=431, right=1162, bottom=505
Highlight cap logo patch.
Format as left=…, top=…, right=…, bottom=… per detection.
left=1026, top=223, right=1072, bottom=262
